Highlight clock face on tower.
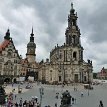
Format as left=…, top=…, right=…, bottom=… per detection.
left=29, top=48, right=34, bottom=53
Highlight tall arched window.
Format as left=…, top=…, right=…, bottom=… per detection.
left=72, top=19, right=76, bottom=26
left=50, top=70, right=52, bottom=81
left=73, top=51, right=77, bottom=60
left=72, top=35, right=76, bottom=44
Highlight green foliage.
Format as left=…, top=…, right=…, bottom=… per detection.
left=93, top=73, right=97, bottom=79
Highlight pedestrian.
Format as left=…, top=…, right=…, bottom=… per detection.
left=15, top=95, right=17, bottom=100
left=72, top=97, right=74, bottom=104
left=12, top=83, right=14, bottom=87
left=55, top=103, right=57, bottom=107
left=81, top=92, right=83, bottom=97
left=15, top=102, right=18, bottom=107
left=19, top=102, right=22, bottom=107
left=55, top=93, right=58, bottom=99
left=75, top=87, right=77, bottom=91
left=5, top=97, right=8, bottom=106
left=74, top=87, right=75, bottom=91
left=37, top=103, right=40, bottom=107
left=99, top=100, right=104, bottom=107
left=23, top=100, right=27, bottom=107
left=20, top=98, right=23, bottom=103
left=19, top=98, right=23, bottom=107
left=74, top=98, right=76, bottom=104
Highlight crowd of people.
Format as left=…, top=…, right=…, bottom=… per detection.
left=14, top=97, right=40, bottom=107
left=5, top=94, right=40, bottom=107
left=2, top=88, right=40, bottom=107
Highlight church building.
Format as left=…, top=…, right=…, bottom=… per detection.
left=39, top=3, right=93, bottom=84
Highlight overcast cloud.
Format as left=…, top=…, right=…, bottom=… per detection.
left=0, top=0, right=107, bottom=72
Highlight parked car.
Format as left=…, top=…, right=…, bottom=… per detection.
left=25, top=85, right=32, bottom=89
left=20, top=81, right=24, bottom=84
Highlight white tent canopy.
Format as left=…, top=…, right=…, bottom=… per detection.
left=17, top=77, right=25, bottom=82
left=28, top=76, right=34, bottom=81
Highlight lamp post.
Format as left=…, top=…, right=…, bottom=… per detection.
left=39, top=86, right=44, bottom=107
left=87, top=67, right=90, bottom=96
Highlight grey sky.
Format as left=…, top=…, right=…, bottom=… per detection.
left=0, top=0, right=107, bottom=72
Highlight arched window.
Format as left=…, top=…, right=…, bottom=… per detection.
left=73, top=51, right=77, bottom=60
left=72, top=35, right=76, bottom=44
left=72, top=19, right=76, bottom=26
left=50, top=70, right=52, bottom=81
left=7, top=49, right=13, bottom=58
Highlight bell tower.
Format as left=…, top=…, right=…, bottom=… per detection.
left=65, top=3, right=81, bottom=46
left=26, top=28, right=36, bottom=63
left=65, top=3, right=83, bottom=62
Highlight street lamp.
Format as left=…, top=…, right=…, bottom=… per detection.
left=39, top=86, right=44, bottom=107
left=87, top=66, right=90, bottom=96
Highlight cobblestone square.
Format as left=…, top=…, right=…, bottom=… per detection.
left=5, top=82, right=107, bottom=107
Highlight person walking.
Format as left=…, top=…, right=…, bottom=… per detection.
left=55, top=93, right=59, bottom=99
left=15, top=95, right=17, bottom=100
left=72, top=97, right=74, bottom=104
left=15, top=102, right=18, bottom=107
left=55, top=103, right=57, bottom=107
left=81, top=92, right=83, bottom=97
left=19, top=98, right=23, bottom=107
left=74, top=98, right=76, bottom=104
left=99, top=100, right=104, bottom=107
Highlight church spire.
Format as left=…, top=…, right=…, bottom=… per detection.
left=30, top=27, right=34, bottom=42
left=71, top=2, right=73, bottom=9
left=4, top=29, right=10, bottom=40
left=31, top=27, right=34, bottom=37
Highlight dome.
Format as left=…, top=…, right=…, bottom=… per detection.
left=27, top=42, right=36, bottom=48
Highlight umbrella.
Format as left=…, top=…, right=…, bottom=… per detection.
left=34, top=96, right=38, bottom=99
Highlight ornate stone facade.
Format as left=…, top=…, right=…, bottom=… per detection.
left=39, top=3, right=93, bottom=84
left=0, top=29, right=21, bottom=82
left=0, top=29, right=39, bottom=82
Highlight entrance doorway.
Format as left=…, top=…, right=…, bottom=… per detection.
left=74, top=74, right=78, bottom=82
left=4, top=78, right=10, bottom=83
left=59, top=76, right=62, bottom=82
left=84, top=76, right=86, bottom=82
left=13, top=78, right=17, bottom=83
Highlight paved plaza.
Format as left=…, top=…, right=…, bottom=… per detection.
left=4, top=82, right=107, bottom=107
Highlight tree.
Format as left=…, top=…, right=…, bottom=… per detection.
left=93, top=73, right=97, bottom=79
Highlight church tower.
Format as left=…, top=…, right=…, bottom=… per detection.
left=26, top=28, right=36, bottom=63
left=65, top=3, right=81, bottom=46
left=65, top=3, right=83, bottom=62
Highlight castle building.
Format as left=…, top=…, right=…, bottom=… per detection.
left=0, top=28, right=39, bottom=82
left=0, top=29, right=21, bottom=82
left=39, top=3, right=93, bottom=84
